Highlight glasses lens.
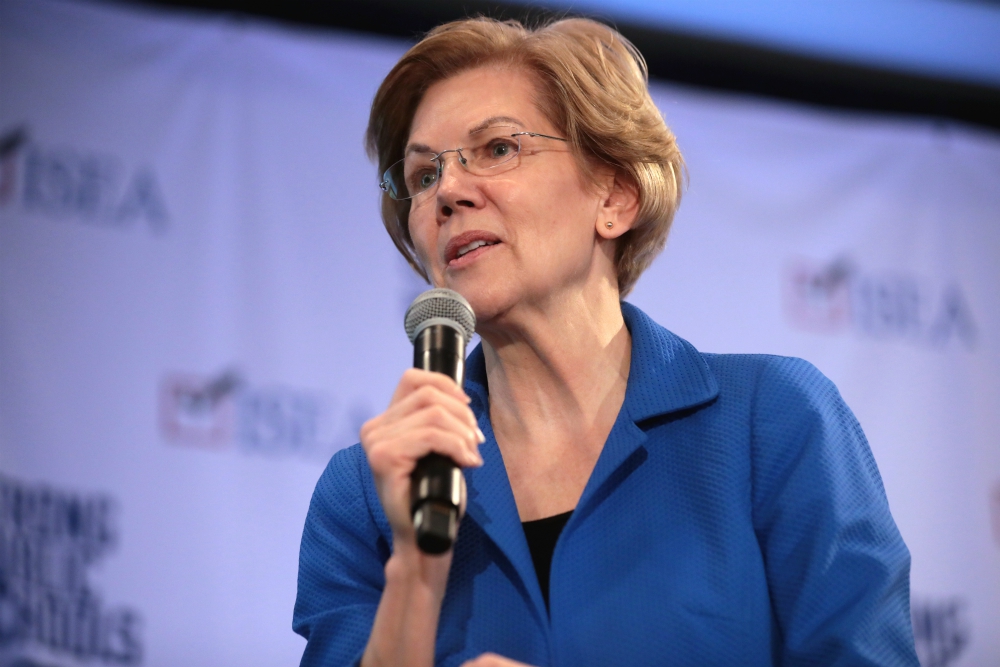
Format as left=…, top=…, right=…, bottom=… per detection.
left=381, top=155, right=438, bottom=201
left=465, top=126, right=520, bottom=174
left=379, top=127, right=525, bottom=200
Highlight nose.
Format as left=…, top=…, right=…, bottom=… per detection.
left=434, top=150, right=477, bottom=220
left=433, top=149, right=467, bottom=184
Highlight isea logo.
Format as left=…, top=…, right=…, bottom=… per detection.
left=0, top=125, right=168, bottom=234
left=158, top=369, right=370, bottom=460
left=783, top=256, right=977, bottom=349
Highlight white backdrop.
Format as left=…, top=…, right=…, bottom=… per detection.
left=1, top=0, right=997, bottom=665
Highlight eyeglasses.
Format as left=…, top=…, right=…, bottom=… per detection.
left=379, top=125, right=568, bottom=201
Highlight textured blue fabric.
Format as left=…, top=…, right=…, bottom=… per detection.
left=294, top=302, right=918, bottom=666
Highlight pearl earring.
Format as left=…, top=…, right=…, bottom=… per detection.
left=605, top=221, right=614, bottom=229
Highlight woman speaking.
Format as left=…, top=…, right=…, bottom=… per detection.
left=293, top=16, right=918, bottom=667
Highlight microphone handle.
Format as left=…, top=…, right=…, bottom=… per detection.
left=411, top=323, right=466, bottom=554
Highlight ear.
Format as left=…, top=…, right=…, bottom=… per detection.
left=595, top=171, right=640, bottom=240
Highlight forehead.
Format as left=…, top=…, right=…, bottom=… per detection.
left=408, top=67, right=549, bottom=145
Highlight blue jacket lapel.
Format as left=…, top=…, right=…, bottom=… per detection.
left=573, top=302, right=720, bottom=521
left=462, top=346, right=549, bottom=616
left=458, top=303, right=720, bottom=616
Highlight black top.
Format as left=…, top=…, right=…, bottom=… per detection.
left=521, top=510, right=573, bottom=611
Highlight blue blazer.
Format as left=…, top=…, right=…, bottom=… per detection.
left=294, top=303, right=918, bottom=666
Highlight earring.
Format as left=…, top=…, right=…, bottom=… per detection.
left=605, top=221, right=614, bottom=229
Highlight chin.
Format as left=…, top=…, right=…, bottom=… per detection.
left=445, top=277, right=520, bottom=328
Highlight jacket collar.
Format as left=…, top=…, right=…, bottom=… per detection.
left=460, top=302, right=719, bottom=618
left=463, top=301, right=719, bottom=423
left=617, top=301, right=719, bottom=422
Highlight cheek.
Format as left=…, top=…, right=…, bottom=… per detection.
left=494, top=169, right=590, bottom=227
left=516, top=174, right=597, bottom=244
left=407, top=208, right=436, bottom=265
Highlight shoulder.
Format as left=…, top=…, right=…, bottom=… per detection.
left=620, top=302, right=846, bottom=426
left=302, top=443, right=391, bottom=557
left=311, top=443, right=370, bottom=512
left=701, top=352, right=873, bottom=483
left=624, top=302, right=868, bottom=479
left=702, top=352, right=843, bottom=413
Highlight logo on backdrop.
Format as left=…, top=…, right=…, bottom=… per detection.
left=0, top=125, right=168, bottom=234
left=158, top=369, right=370, bottom=459
left=911, top=597, right=969, bottom=667
left=783, top=255, right=977, bottom=349
left=0, top=474, right=142, bottom=665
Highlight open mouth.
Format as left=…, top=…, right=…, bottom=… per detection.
left=455, top=239, right=499, bottom=259
left=445, top=232, right=502, bottom=265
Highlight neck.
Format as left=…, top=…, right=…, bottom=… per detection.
left=478, top=280, right=631, bottom=461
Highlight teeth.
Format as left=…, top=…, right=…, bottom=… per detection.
left=456, top=240, right=491, bottom=258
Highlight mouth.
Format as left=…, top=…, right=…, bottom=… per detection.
left=445, top=231, right=502, bottom=266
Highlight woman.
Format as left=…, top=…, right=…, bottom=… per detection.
left=294, top=17, right=918, bottom=667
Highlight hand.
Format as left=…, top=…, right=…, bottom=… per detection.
left=361, top=368, right=484, bottom=549
left=461, top=654, right=536, bottom=667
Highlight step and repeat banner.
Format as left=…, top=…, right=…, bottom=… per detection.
left=1, top=0, right=997, bottom=665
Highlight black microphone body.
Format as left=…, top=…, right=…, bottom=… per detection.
left=404, top=289, right=476, bottom=555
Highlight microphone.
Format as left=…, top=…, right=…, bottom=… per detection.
left=404, top=288, right=477, bottom=554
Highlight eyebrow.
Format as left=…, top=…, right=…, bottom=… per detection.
left=405, top=116, right=526, bottom=155
left=469, top=116, right=525, bottom=133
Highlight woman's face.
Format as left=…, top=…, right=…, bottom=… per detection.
left=405, top=66, right=621, bottom=326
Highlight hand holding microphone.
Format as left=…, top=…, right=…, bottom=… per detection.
left=359, top=288, right=481, bottom=557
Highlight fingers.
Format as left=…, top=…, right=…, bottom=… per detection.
left=364, top=371, right=484, bottom=468
left=367, top=417, right=483, bottom=470
left=392, top=367, right=469, bottom=406
left=364, top=407, right=482, bottom=470
left=387, top=382, right=481, bottom=439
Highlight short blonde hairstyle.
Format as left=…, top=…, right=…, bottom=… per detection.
left=365, top=17, right=685, bottom=297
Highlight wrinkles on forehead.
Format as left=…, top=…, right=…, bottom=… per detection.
left=405, top=115, right=527, bottom=156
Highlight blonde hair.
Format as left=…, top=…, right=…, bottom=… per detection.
left=365, top=17, right=685, bottom=297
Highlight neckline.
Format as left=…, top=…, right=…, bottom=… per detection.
left=521, top=509, right=574, bottom=527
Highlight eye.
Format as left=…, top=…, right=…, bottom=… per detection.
left=407, top=168, right=437, bottom=192
left=419, top=171, right=438, bottom=189
left=488, top=139, right=517, bottom=159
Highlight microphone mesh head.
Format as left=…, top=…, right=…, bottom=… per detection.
left=404, top=288, right=476, bottom=343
